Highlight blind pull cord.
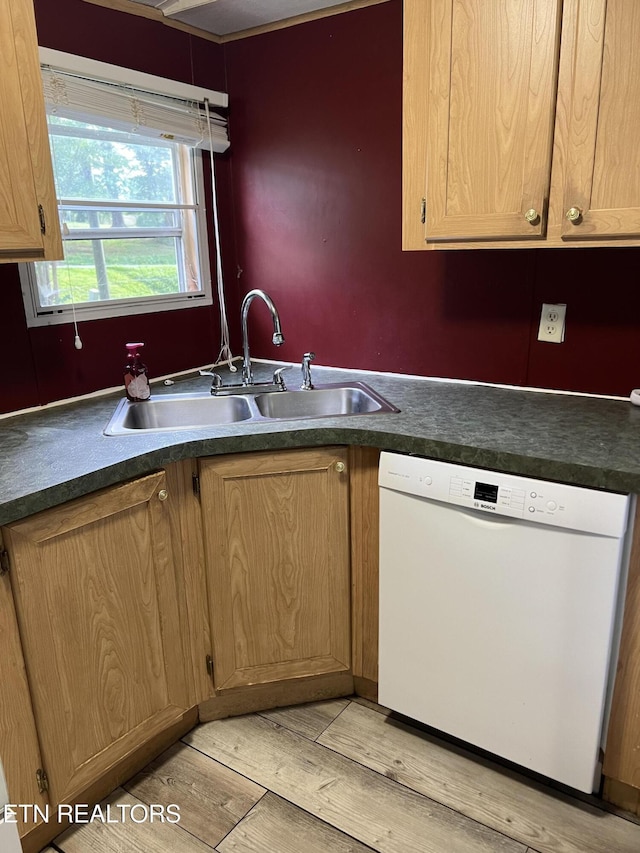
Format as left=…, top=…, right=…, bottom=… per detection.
left=205, top=98, right=235, bottom=372
left=49, top=127, right=83, bottom=351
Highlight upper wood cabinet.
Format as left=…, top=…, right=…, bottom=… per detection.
left=403, top=0, right=640, bottom=249
left=424, top=0, right=561, bottom=241
left=0, top=0, right=62, bottom=262
left=2, top=473, right=191, bottom=808
left=559, top=0, right=640, bottom=240
left=199, top=448, right=351, bottom=692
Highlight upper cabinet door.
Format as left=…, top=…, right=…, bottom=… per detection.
left=561, top=0, right=640, bottom=240
left=0, top=0, right=62, bottom=261
left=0, top=0, right=42, bottom=253
left=424, top=0, right=562, bottom=242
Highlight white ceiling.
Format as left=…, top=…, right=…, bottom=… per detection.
left=127, top=0, right=356, bottom=37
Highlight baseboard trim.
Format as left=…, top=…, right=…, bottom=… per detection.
left=198, top=672, right=355, bottom=722
left=603, top=777, right=640, bottom=816
left=353, top=675, right=378, bottom=702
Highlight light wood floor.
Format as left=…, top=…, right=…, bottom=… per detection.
left=48, top=697, right=640, bottom=853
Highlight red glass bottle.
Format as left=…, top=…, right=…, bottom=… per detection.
left=124, top=342, right=150, bottom=402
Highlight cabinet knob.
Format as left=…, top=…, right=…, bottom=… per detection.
left=565, top=206, right=582, bottom=223
left=158, top=489, right=169, bottom=501
left=524, top=208, right=540, bottom=224
left=335, top=462, right=346, bottom=473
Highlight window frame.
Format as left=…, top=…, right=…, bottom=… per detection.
left=20, top=142, right=213, bottom=328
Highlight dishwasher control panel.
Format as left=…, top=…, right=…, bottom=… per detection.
left=378, top=452, right=630, bottom=537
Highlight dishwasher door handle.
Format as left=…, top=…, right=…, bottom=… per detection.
left=454, top=505, right=523, bottom=529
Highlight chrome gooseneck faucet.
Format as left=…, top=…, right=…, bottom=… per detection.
left=241, top=289, right=285, bottom=386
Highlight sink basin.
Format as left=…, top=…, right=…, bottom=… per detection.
left=254, top=382, right=399, bottom=420
left=104, top=392, right=253, bottom=435
left=104, top=381, right=399, bottom=435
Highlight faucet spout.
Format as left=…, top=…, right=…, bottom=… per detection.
left=241, top=289, right=285, bottom=385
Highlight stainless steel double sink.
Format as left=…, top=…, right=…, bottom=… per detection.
left=104, top=382, right=399, bottom=435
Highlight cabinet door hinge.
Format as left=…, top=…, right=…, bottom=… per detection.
left=192, top=473, right=200, bottom=498
left=0, top=550, right=10, bottom=576
left=36, top=768, right=49, bottom=794
left=206, top=655, right=214, bottom=678
left=38, top=205, right=46, bottom=235
left=421, top=198, right=426, bottom=225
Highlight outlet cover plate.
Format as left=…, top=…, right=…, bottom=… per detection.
left=538, top=303, right=566, bottom=344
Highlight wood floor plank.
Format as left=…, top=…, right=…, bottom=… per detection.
left=124, top=741, right=265, bottom=847
left=54, top=787, right=214, bottom=852
left=317, top=701, right=640, bottom=853
left=185, top=714, right=526, bottom=853
left=259, top=698, right=349, bottom=740
left=216, top=791, right=374, bottom=852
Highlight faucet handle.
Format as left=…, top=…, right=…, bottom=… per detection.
left=209, top=373, right=223, bottom=395
left=272, top=366, right=291, bottom=390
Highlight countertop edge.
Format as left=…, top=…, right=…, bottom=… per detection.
left=0, top=425, right=632, bottom=528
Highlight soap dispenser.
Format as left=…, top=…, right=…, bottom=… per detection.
left=124, top=342, right=150, bottom=402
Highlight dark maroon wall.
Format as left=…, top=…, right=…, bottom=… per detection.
left=0, top=0, right=236, bottom=414
left=224, top=0, right=640, bottom=398
left=4, top=0, right=640, bottom=416
left=527, top=248, right=640, bottom=393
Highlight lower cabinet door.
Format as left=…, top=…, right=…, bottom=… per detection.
left=0, top=571, right=47, bottom=838
left=3, top=472, right=190, bottom=807
left=199, top=448, right=351, bottom=691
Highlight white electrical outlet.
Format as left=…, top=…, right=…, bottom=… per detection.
left=537, top=303, right=566, bottom=344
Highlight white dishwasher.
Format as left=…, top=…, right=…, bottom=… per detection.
left=378, top=451, right=633, bottom=793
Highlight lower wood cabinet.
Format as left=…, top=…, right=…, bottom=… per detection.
left=2, top=444, right=638, bottom=838
left=0, top=570, right=46, bottom=837
left=199, top=447, right=351, bottom=692
left=2, top=472, right=191, bottom=811
left=349, top=446, right=380, bottom=698
left=603, top=498, right=640, bottom=797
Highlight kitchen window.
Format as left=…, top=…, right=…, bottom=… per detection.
left=20, top=49, right=229, bottom=327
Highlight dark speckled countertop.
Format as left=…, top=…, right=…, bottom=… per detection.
left=1, top=361, right=639, bottom=526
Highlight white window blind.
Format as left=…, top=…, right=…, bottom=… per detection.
left=39, top=49, right=229, bottom=152
left=19, top=49, right=231, bottom=330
